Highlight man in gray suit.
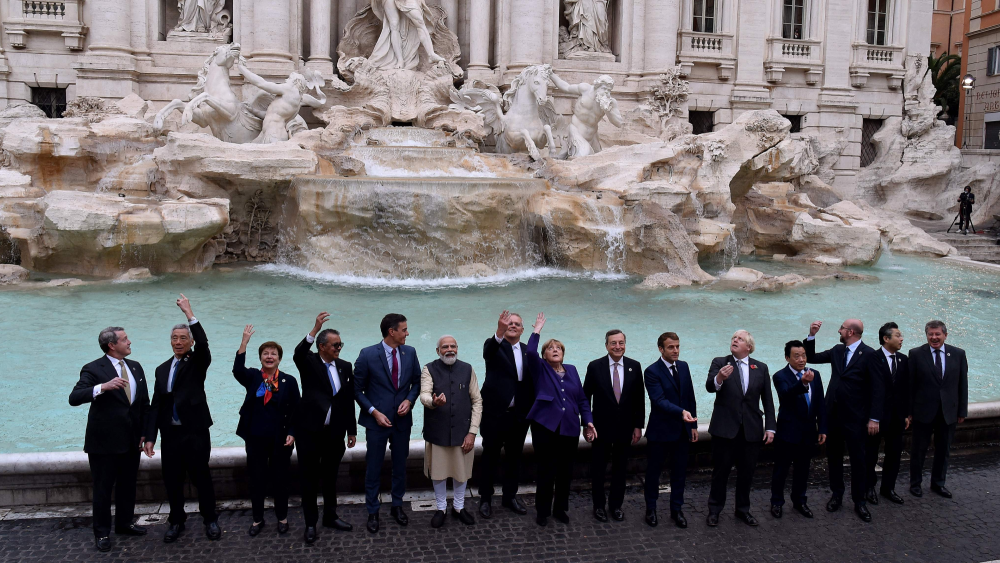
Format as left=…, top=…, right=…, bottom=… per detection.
left=705, top=330, right=776, bottom=528
left=908, top=320, right=968, bottom=499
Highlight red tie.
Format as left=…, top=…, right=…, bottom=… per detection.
left=391, top=348, right=399, bottom=389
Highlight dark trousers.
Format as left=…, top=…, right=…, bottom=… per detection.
left=531, top=423, right=578, bottom=518
left=910, top=407, right=956, bottom=489
left=708, top=427, right=761, bottom=515
left=88, top=450, right=141, bottom=537
left=297, top=426, right=347, bottom=526
left=590, top=431, right=631, bottom=510
left=770, top=438, right=814, bottom=507
left=478, top=408, right=530, bottom=502
left=244, top=436, right=293, bottom=523
left=160, top=425, right=217, bottom=525
left=364, top=424, right=409, bottom=514
left=644, top=439, right=689, bottom=512
left=866, top=418, right=905, bottom=493
left=826, top=409, right=868, bottom=505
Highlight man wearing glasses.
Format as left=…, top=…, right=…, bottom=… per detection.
left=293, top=312, right=358, bottom=544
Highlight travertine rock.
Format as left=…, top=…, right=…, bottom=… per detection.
left=0, top=264, right=29, bottom=285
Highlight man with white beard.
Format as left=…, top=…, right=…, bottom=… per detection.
left=419, top=336, right=483, bottom=527
left=549, top=73, right=623, bottom=158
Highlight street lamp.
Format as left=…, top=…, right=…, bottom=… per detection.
left=963, top=74, right=976, bottom=149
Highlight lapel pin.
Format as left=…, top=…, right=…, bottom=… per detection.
left=628, top=368, right=632, bottom=372
left=281, top=379, right=286, bottom=383
left=947, top=353, right=951, bottom=357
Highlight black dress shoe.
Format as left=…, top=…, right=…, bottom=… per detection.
left=670, top=510, right=687, bottom=529
left=430, top=510, right=446, bottom=528
left=770, top=504, right=783, bottom=519
left=502, top=496, right=528, bottom=515
left=881, top=489, right=904, bottom=504
left=248, top=521, right=264, bottom=537
left=866, top=487, right=880, bottom=505
left=826, top=496, right=843, bottom=512
left=205, top=521, right=221, bottom=541
left=706, top=513, right=719, bottom=527
left=910, top=485, right=923, bottom=497
left=593, top=507, right=608, bottom=522
left=536, top=514, right=548, bottom=526
left=793, top=504, right=813, bottom=518
left=323, top=518, right=353, bottom=532
left=163, top=523, right=185, bottom=543
left=611, top=509, right=625, bottom=522
left=367, top=514, right=380, bottom=534
left=479, top=497, right=493, bottom=519
left=645, top=508, right=658, bottom=527
left=390, top=506, right=409, bottom=526
left=736, top=511, right=759, bottom=527
left=95, top=536, right=112, bottom=552
left=115, top=524, right=147, bottom=536
left=854, top=504, right=872, bottom=522
left=304, top=526, right=317, bottom=544
left=553, top=510, right=570, bottom=524
left=277, top=521, right=289, bottom=534
left=452, top=507, right=475, bottom=526
left=930, top=484, right=953, bottom=498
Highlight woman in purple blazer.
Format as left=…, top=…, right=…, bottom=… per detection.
left=523, top=312, right=596, bottom=526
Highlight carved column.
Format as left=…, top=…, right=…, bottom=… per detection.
left=508, top=0, right=543, bottom=76
left=467, top=0, right=492, bottom=81
left=74, top=0, right=137, bottom=98
left=308, top=0, right=334, bottom=75
left=643, top=0, right=678, bottom=77
left=249, top=0, right=294, bottom=70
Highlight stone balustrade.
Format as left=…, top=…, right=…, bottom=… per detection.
left=850, top=43, right=906, bottom=89
left=764, top=37, right=824, bottom=85
left=677, top=30, right=736, bottom=81
left=3, top=0, right=85, bottom=50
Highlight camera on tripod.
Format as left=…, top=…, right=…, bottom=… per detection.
left=949, top=186, right=976, bottom=235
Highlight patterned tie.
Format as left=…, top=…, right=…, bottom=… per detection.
left=612, top=363, right=621, bottom=403
left=934, top=349, right=943, bottom=383
left=391, top=348, right=400, bottom=389
left=118, top=360, right=131, bottom=404
left=890, top=354, right=898, bottom=383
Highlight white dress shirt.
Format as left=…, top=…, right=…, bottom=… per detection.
left=931, top=344, right=946, bottom=373
left=609, top=355, right=624, bottom=381
left=306, top=333, right=345, bottom=424
left=495, top=334, right=524, bottom=407
left=92, top=355, right=137, bottom=402
left=715, top=356, right=749, bottom=393
left=805, top=334, right=861, bottom=365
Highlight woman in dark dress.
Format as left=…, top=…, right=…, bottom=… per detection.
left=234, top=325, right=300, bottom=536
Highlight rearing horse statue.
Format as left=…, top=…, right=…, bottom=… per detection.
left=153, top=43, right=263, bottom=144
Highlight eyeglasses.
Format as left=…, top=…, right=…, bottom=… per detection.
left=331, top=342, right=344, bottom=349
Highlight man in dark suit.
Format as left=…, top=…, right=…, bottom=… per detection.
left=477, top=310, right=534, bottom=518
left=908, top=320, right=968, bottom=499
left=770, top=340, right=827, bottom=519
left=583, top=329, right=644, bottom=523
left=643, top=332, right=698, bottom=529
left=705, top=330, right=776, bottom=527
left=354, top=313, right=421, bottom=534
left=143, top=294, right=220, bottom=542
left=69, top=326, right=150, bottom=552
left=804, top=318, right=879, bottom=522
left=293, top=312, right=357, bottom=544
left=865, top=322, right=910, bottom=505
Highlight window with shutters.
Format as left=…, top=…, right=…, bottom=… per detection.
left=693, top=0, right=716, bottom=33
left=866, top=0, right=889, bottom=46
left=782, top=0, right=805, bottom=40
left=988, top=46, right=1000, bottom=77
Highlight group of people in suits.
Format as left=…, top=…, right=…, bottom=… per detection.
left=70, top=301, right=970, bottom=552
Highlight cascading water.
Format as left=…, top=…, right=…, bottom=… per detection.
left=583, top=199, right=627, bottom=274
left=723, top=230, right=740, bottom=271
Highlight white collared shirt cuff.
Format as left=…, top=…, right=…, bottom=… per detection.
left=189, top=318, right=198, bottom=325
left=368, top=406, right=375, bottom=414
left=306, top=333, right=315, bottom=344
left=93, top=384, right=102, bottom=398
left=806, top=335, right=814, bottom=341
left=714, top=377, right=723, bottom=390
left=495, top=333, right=503, bottom=344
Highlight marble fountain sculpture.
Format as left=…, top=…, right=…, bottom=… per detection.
left=0, top=19, right=960, bottom=287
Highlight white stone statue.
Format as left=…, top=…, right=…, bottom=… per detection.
left=450, top=65, right=558, bottom=161
left=176, top=0, right=229, bottom=35
left=153, top=43, right=265, bottom=144
left=237, top=64, right=327, bottom=143
left=550, top=74, right=623, bottom=158
left=559, top=0, right=611, bottom=57
left=370, top=0, right=446, bottom=70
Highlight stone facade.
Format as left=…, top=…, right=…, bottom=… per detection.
left=0, top=0, right=931, bottom=196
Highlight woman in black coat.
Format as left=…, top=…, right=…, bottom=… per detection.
left=234, top=325, right=300, bottom=536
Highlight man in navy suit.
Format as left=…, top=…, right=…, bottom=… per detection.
left=354, top=313, right=421, bottom=534
left=643, top=332, right=698, bottom=529
left=865, top=322, right=909, bottom=505
left=805, top=319, right=879, bottom=522
left=770, top=340, right=827, bottom=519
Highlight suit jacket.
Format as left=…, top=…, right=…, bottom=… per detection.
left=706, top=355, right=776, bottom=441
left=146, top=321, right=213, bottom=442
left=868, top=349, right=910, bottom=425
left=354, top=342, right=421, bottom=430
left=524, top=333, right=593, bottom=436
left=643, top=359, right=697, bottom=443
left=293, top=337, right=357, bottom=437
left=69, top=356, right=150, bottom=455
left=772, top=365, right=827, bottom=444
left=804, top=338, right=879, bottom=425
left=908, top=344, right=968, bottom=426
left=480, top=335, right=535, bottom=437
left=233, top=353, right=301, bottom=440
left=583, top=355, right=644, bottom=438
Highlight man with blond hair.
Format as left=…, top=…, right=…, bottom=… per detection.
left=705, top=330, right=775, bottom=528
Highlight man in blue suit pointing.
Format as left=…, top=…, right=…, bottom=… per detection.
left=355, top=313, right=422, bottom=534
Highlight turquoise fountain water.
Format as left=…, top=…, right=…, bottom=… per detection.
left=5, top=254, right=999, bottom=453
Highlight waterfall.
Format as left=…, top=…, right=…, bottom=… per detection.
left=584, top=199, right=627, bottom=274
left=723, top=230, right=739, bottom=270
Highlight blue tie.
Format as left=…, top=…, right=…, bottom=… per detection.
left=799, top=372, right=811, bottom=410
left=169, top=361, right=180, bottom=424
left=327, top=363, right=340, bottom=395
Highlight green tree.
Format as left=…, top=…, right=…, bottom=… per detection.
left=928, top=53, right=961, bottom=125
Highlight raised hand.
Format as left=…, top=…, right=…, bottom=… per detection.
left=177, top=293, right=194, bottom=319
left=532, top=312, right=546, bottom=334
left=311, top=312, right=330, bottom=337
left=496, top=310, right=511, bottom=338
left=808, top=320, right=823, bottom=337
left=242, top=325, right=255, bottom=344
left=717, top=364, right=734, bottom=384
left=432, top=393, right=447, bottom=407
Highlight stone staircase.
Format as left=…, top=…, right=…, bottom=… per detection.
left=931, top=231, right=1000, bottom=264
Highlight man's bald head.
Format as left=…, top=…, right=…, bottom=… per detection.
left=838, top=319, right=864, bottom=345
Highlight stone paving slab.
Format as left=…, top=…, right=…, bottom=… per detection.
left=0, top=449, right=998, bottom=563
